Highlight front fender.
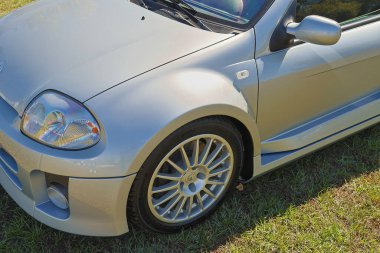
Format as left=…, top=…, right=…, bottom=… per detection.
left=86, top=71, right=260, bottom=177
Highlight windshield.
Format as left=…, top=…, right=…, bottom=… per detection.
left=183, top=0, right=268, bottom=25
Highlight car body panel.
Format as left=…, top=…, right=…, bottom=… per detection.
left=0, top=0, right=232, bottom=115
left=85, top=30, right=261, bottom=177
left=261, top=91, right=380, bottom=153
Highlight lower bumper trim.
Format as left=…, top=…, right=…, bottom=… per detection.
left=1, top=169, right=136, bottom=236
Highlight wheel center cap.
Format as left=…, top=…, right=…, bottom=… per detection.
left=182, top=169, right=198, bottom=184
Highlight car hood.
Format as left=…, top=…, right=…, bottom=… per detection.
left=0, top=0, right=232, bottom=115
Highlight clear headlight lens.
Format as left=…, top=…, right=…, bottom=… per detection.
left=21, top=91, right=101, bottom=150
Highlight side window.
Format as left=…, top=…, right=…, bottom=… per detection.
left=297, top=0, right=380, bottom=24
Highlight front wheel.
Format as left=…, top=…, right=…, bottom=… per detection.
left=127, top=118, right=244, bottom=233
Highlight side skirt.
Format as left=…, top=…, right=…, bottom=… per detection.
left=245, top=115, right=379, bottom=182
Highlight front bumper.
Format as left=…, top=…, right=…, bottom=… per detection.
left=0, top=97, right=136, bottom=236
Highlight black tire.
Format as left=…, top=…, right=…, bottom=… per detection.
left=127, top=117, right=244, bottom=233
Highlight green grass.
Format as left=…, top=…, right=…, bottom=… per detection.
left=0, top=0, right=32, bottom=17
left=1, top=2, right=380, bottom=252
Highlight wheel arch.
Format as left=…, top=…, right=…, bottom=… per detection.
left=226, top=116, right=256, bottom=181
left=124, top=104, right=261, bottom=180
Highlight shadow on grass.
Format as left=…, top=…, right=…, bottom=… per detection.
left=0, top=125, right=379, bottom=253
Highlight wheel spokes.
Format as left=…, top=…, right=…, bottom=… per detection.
left=173, top=197, right=188, bottom=219
left=187, top=196, right=194, bottom=216
left=167, top=159, right=186, bottom=174
left=199, top=138, right=213, bottom=165
left=209, top=153, right=230, bottom=171
left=203, top=187, right=216, bottom=199
left=157, top=173, right=181, bottom=182
left=207, top=179, right=225, bottom=185
left=152, top=182, right=179, bottom=194
left=180, top=146, right=191, bottom=169
left=196, top=192, right=204, bottom=210
left=149, top=134, right=234, bottom=223
left=210, top=166, right=231, bottom=177
left=161, top=194, right=182, bottom=216
left=191, top=139, right=200, bottom=166
left=153, top=190, right=180, bottom=207
left=205, top=143, right=224, bottom=166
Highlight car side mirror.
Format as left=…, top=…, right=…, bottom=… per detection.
left=286, top=15, right=342, bottom=45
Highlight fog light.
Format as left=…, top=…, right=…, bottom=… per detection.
left=47, top=183, right=69, bottom=210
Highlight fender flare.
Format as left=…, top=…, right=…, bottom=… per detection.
left=125, top=104, right=261, bottom=176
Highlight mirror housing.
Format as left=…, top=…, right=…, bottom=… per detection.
left=287, top=15, right=342, bottom=45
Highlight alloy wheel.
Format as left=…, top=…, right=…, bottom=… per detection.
left=147, top=134, right=234, bottom=224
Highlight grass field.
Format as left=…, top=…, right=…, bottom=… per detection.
left=1, top=1, right=380, bottom=252
left=0, top=0, right=32, bottom=16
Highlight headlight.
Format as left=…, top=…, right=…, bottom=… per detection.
left=21, top=91, right=101, bottom=150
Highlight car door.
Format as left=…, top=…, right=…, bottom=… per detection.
left=254, top=0, right=380, bottom=153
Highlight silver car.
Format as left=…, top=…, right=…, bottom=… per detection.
left=0, top=0, right=379, bottom=236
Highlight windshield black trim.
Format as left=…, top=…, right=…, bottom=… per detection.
left=190, top=0, right=276, bottom=32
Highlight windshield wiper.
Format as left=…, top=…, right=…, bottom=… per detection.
left=158, top=0, right=211, bottom=31
left=138, top=0, right=150, bottom=9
